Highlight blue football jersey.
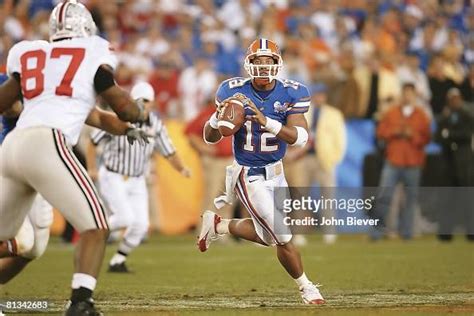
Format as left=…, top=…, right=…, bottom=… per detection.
left=215, top=77, right=310, bottom=167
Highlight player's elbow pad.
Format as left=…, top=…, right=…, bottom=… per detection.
left=290, top=126, right=308, bottom=147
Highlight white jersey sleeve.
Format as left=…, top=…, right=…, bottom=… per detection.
left=89, top=36, right=118, bottom=72
left=6, top=40, right=49, bottom=76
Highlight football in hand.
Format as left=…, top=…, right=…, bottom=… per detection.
left=217, top=98, right=245, bottom=137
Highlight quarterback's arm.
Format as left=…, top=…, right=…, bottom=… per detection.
left=203, top=120, right=223, bottom=144
left=0, top=75, right=21, bottom=114
left=94, top=65, right=147, bottom=123
left=277, top=113, right=309, bottom=146
left=85, top=106, right=131, bottom=135
left=203, top=109, right=223, bottom=144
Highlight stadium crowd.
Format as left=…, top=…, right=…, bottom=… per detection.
left=1, top=0, right=473, bottom=119
left=1, top=0, right=473, bottom=239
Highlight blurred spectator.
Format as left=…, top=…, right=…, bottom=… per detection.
left=217, top=0, right=262, bottom=32
left=285, top=83, right=346, bottom=244
left=178, top=55, right=217, bottom=121
left=375, top=8, right=400, bottom=56
left=184, top=100, right=234, bottom=218
left=298, top=22, right=332, bottom=75
left=117, top=36, right=153, bottom=78
left=460, top=64, right=474, bottom=103
left=148, top=58, right=180, bottom=118
left=135, top=26, right=170, bottom=60
left=285, top=83, right=346, bottom=188
left=352, top=17, right=376, bottom=63
left=409, top=18, right=448, bottom=54
left=371, top=83, right=431, bottom=240
left=434, top=88, right=474, bottom=241
left=441, top=46, right=466, bottom=85
left=464, top=35, right=474, bottom=65
left=279, top=50, right=310, bottom=84
left=435, top=88, right=474, bottom=187
left=427, top=56, right=457, bottom=115
left=402, top=5, right=423, bottom=37
left=324, top=49, right=362, bottom=118
left=396, top=52, right=431, bottom=104
left=354, top=53, right=400, bottom=119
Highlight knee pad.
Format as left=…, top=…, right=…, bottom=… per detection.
left=19, top=196, right=53, bottom=259
left=22, top=226, right=50, bottom=260
left=14, top=217, right=35, bottom=256
left=29, top=195, right=54, bottom=229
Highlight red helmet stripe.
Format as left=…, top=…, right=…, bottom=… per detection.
left=58, top=2, right=69, bottom=24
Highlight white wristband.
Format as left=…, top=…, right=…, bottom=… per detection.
left=209, top=111, right=219, bottom=129
left=264, top=117, right=283, bottom=135
left=290, top=126, right=309, bottom=147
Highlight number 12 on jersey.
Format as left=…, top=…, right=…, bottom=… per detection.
left=243, top=121, right=279, bottom=153
left=20, top=48, right=85, bottom=99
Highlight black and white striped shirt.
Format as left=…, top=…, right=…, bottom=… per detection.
left=91, top=112, right=175, bottom=177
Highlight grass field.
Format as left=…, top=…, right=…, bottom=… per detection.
left=1, top=234, right=473, bottom=315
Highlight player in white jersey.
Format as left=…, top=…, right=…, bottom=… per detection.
left=0, top=1, right=149, bottom=315
left=0, top=102, right=151, bottom=285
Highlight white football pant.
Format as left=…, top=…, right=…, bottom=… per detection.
left=98, top=166, right=149, bottom=249
left=0, top=127, right=108, bottom=242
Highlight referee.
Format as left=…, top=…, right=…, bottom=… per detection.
left=87, top=82, right=190, bottom=272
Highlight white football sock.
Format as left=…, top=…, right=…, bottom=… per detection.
left=294, top=272, right=311, bottom=287
left=71, top=273, right=97, bottom=291
left=110, top=253, right=127, bottom=265
left=216, top=219, right=230, bottom=235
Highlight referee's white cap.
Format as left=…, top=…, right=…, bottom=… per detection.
left=131, top=82, right=155, bottom=101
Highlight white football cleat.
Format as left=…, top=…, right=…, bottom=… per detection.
left=300, top=283, right=325, bottom=305
left=197, top=210, right=222, bottom=252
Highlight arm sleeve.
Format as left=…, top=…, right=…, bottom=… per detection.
left=287, top=84, right=311, bottom=115
left=410, top=110, right=431, bottom=147
left=376, top=108, right=399, bottom=141
left=93, top=66, right=116, bottom=94
left=215, top=80, right=230, bottom=106
left=154, top=120, right=176, bottom=157
left=91, top=36, right=118, bottom=72
left=90, top=128, right=108, bottom=145
left=6, top=43, right=22, bottom=76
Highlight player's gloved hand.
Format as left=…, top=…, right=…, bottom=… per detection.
left=135, top=98, right=150, bottom=123
left=125, top=127, right=153, bottom=145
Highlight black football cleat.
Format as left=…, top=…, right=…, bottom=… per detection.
left=65, top=298, right=102, bottom=316
left=108, top=262, right=131, bottom=273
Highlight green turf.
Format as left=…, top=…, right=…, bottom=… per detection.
left=1, top=235, right=473, bottom=315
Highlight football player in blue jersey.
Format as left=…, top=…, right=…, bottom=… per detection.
left=197, top=38, right=325, bottom=305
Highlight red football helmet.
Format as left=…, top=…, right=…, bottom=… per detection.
left=244, top=38, right=283, bottom=82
